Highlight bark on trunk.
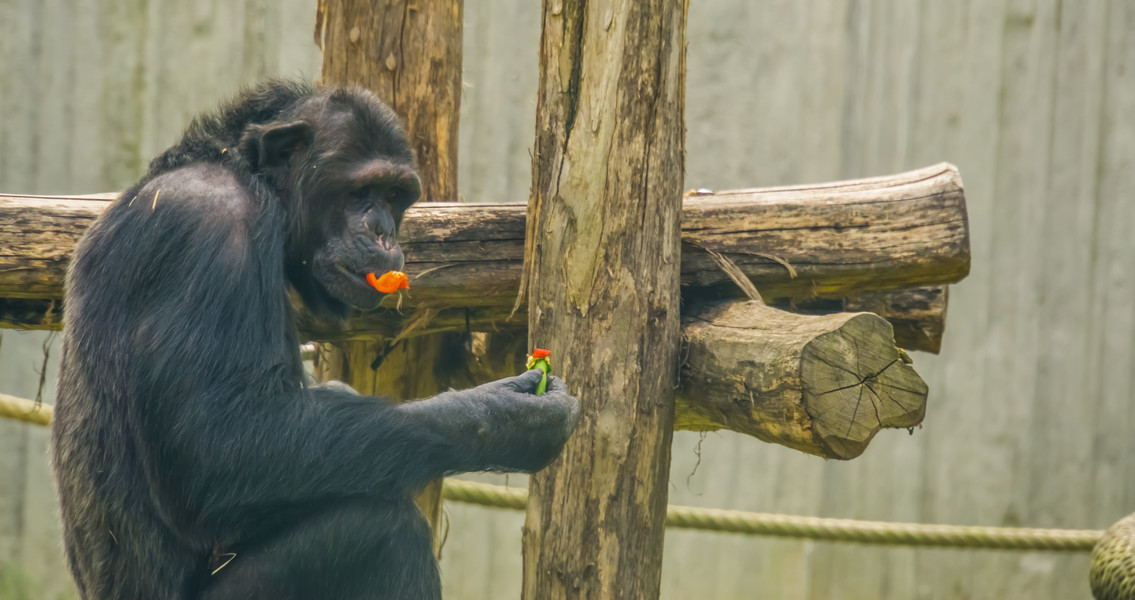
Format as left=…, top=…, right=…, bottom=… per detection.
left=313, top=0, right=464, bottom=551
left=520, top=2, right=689, bottom=599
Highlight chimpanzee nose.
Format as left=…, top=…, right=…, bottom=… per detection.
left=364, top=205, right=397, bottom=237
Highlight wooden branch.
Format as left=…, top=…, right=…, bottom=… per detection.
left=842, top=286, right=949, bottom=354
left=777, top=285, right=949, bottom=353
left=0, top=193, right=113, bottom=299
left=0, top=298, right=63, bottom=331
left=677, top=300, right=927, bottom=460
left=0, top=284, right=950, bottom=353
left=0, top=163, right=968, bottom=303
left=0, top=165, right=968, bottom=353
left=0, top=392, right=53, bottom=427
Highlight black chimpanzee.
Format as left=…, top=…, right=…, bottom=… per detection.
left=51, top=80, right=579, bottom=600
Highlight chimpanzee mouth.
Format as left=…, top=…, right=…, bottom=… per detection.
left=334, top=263, right=384, bottom=294
left=310, top=250, right=405, bottom=313
left=335, top=264, right=366, bottom=282
left=307, top=262, right=384, bottom=313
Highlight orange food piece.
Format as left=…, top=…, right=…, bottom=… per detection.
left=366, top=270, right=410, bottom=293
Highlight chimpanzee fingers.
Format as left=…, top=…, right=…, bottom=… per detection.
left=495, top=369, right=544, bottom=394
left=545, top=375, right=567, bottom=395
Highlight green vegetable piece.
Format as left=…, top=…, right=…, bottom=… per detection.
left=525, top=349, right=552, bottom=395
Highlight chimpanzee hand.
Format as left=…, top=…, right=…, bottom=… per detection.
left=398, top=369, right=579, bottom=474
left=468, top=368, right=574, bottom=402
left=438, top=369, right=579, bottom=437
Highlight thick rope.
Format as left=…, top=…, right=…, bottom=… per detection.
left=440, top=481, right=1101, bottom=552
left=661, top=503, right=1100, bottom=551
left=1, top=394, right=1103, bottom=551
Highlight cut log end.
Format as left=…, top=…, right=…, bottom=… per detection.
left=678, top=300, right=928, bottom=459
left=801, top=313, right=928, bottom=459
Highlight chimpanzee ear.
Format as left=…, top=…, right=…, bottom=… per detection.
left=240, top=121, right=313, bottom=169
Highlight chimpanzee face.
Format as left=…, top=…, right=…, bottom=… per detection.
left=241, top=89, right=422, bottom=317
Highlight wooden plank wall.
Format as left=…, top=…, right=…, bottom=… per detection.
left=0, top=1, right=321, bottom=598
left=1, top=1, right=1133, bottom=599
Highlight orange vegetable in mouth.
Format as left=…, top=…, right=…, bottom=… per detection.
left=366, top=271, right=410, bottom=294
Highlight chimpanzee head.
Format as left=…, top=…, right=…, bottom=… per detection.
left=239, top=87, right=422, bottom=317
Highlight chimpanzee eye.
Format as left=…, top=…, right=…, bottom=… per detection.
left=352, top=185, right=398, bottom=206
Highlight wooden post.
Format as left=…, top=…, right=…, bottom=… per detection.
left=312, top=0, right=463, bottom=551
left=521, top=2, right=689, bottom=598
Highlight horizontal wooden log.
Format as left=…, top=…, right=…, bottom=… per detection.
left=842, top=286, right=949, bottom=354
left=0, top=163, right=967, bottom=299
left=0, top=164, right=967, bottom=352
left=0, top=284, right=949, bottom=353
left=776, top=285, right=949, bottom=353
left=677, top=300, right=927, bottom=459
left=0, top=298, right=63, bottom=331
left=0, top=393, right=53, bottom=427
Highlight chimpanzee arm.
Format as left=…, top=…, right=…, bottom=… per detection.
left=153, top=369, right=577, bottom=529
left=296, top=369, right=579, bottom=489
left=393, top=370, right=579, bottom=479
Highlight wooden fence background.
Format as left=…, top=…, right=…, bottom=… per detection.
left=1, top=1, right=1132, bottom=598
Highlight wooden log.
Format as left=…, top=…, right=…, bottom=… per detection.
left=677, top=300, right=927, bottom=460
left=0, top=298, right=63, bottom=331
left=0, top=282, right=951, bottom=354
left=0, top=393, right=53, bottom=427
left=841, top=286, right=949, bottom=354
left=776, top=285, right=949, bottom=353
left=0, top=163, right=969, bottom=305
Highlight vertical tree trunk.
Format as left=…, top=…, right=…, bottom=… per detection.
left=313, top=0, right=463, bottom=552
left=521, top=2, right=689, bottom=599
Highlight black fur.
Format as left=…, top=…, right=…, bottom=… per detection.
left=52, top=80, right=578, bottom=600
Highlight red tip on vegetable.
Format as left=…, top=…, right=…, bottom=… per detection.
left=531, top=348, right=551, bottom=359
left=366, top=271, right=410, bottom=294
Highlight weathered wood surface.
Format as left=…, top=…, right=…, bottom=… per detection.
left=0, top=284, right=951, bottom=354
left=0, top=164, right=968, bottom=345
left=842, top=286, right=949, bottom=354
left=678, top=300, right=927, bottom=460
left=1, top=295, right=929, bottom=463
left=518, top=1, right=688, bottom=598
left=0, top=393, right=52, bottom=427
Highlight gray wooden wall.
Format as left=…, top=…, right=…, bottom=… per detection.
left=2, top=1, right=1133, bottom=599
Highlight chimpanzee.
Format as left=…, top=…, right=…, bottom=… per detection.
left=51, top=80, right=579, bottom=600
